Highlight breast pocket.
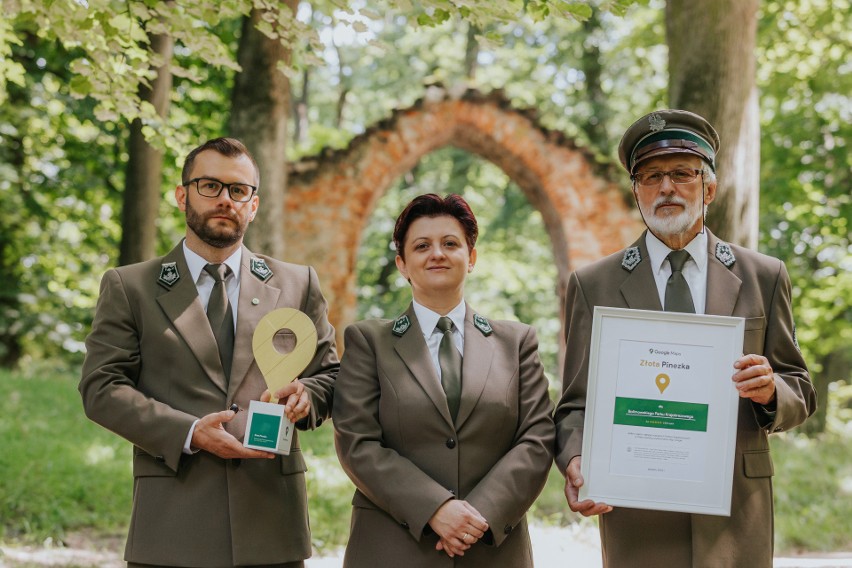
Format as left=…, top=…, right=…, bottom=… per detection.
left=743, top=316, right=766, bottom=355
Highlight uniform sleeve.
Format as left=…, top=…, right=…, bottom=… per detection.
left=756, top=261, right=816, bottom=432
left=296, top=265, right=339, bottom=430
left=333, top=324, right=454, bottom=541
left=465, top=325, right=555, bottom=547
left=553, top=270, right=594, bottom=474
left=79, top=269, right=196, bottom=472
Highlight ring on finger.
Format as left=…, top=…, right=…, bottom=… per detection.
left=462, top=533, right=469, bottom=543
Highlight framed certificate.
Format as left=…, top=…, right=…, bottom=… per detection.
left=579, top=306, right=744, bottom=516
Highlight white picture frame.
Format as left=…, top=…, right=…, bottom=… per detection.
left=579, top=306, right=744, bottom=516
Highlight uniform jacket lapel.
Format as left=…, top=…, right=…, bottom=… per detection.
left=229, top=245, right=282, bottom=398
left=705, top=231, right=741, bottom=316
left=619, top=233, right=663, bottom=311
left=393, top=305, right=455, bottom=427
left=456, top=304, right=493, bottom=429
left=155, top=243, right=228, bottom=394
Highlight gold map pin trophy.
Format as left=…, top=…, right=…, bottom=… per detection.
left=243, top=308, right=318, bottom=455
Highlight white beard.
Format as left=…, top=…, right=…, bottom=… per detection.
left=641, top=194, right=704, bottom=237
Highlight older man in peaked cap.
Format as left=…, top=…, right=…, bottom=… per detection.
left=554, top=110, right=816, bottom=567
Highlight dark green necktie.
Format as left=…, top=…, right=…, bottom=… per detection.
left=665, top=250, right=695, bottom=313
left=436, top=316, right=462, bottom=421
left=204, top=263, right=234, bottom=379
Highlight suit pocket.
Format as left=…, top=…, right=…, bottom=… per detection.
left=743, top=316, right=766, bottom=354
left=743, top=449, right=774, bottom=478
left=280, top=448, right=307, bottom=475
left=133, top=449, right=177, bottom=477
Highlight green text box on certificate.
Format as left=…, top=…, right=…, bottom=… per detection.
left=579, top=307, right=744, bottom=516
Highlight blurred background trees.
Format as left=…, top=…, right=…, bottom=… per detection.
left=0, top=0, right=849, bottom=553
left=4, top=0, right=846, bottom=429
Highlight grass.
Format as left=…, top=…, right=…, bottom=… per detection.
left=772, top=431, right=852, bottom=552
left=0, top=368, right=130, bottom=542
left=1, top=368, right=850, bottom=556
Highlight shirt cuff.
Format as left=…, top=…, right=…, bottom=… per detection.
left=183, top=419, right=200, bottom=454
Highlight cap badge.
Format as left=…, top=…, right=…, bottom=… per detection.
left=158, top=262, right=180, bottom=287
left=392, top=315, right=411, bottom=336
left=648, top=113, right=666, bottom=132
left=621, top=246, right=642, bottom=272
left=473, top=313, right=493, bottom=336
left=250, top=257, right=273, bottom=281
left=715, top=242, right=736, bottom=268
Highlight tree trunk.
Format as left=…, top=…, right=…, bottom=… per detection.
left=666, top=0, right=759, bottom=248
left=228, top=1, right=296, bottom=260
left=579, top=8, right=611, bottom=154
left=118, top=31, right=174, bottom=266
left=464, top=23, right=480, bottom=80
left=292, top=67, right=310, bottom=146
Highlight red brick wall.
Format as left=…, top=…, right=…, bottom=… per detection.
left=284, top=88, right=642, bottom=348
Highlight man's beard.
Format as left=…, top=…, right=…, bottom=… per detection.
left=186, top=200, right=246, bottom=248
left=641, top=194, right=704, bottom=238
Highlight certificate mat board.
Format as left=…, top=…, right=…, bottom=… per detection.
left=579, top=307, right=743, bottom=516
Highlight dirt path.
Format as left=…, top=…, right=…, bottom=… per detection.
left=2, top=525, right=851, bottom=568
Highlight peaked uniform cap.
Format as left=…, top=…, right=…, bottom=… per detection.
left=618, top=109, right=721, bottom=173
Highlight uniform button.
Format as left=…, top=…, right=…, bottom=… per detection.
left=446, top=438, right=456, bottom=449
left=401, top=522, right=409, bottom=530
left=155, top=455, right=165, bottom=463
left=232, top=458, right=242, bottom=468
left=504, top=525, right=513, bottom=534
left=450, top=489, right=456, bottom=496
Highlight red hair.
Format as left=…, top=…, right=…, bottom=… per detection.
left=393, top=194, right=478, bottom=259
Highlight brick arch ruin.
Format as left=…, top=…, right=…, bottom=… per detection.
left=283, top=87, right=642, bottom=346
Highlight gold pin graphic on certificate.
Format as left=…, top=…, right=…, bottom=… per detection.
left=655, top=373, right=671, bottom=394
left=244, top=308, right=318, bottom=455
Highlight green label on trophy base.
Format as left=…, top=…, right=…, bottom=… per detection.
left=244, top=400, right=293, bottom=455
left=613, top=397, right=709, bottom=432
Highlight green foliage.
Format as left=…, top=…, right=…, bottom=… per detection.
left=0, top=15, right=238, bottom=365
left=300, top=426, right=357, bottom=552
left=757, top=0, right=852, bottom=406
left=772, top=431, right=852, bottom=552
left=0, top=367, right=131, bottom=541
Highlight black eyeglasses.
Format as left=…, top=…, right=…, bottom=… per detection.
left=632, top=168, right=703, bottom=187
left=184, top=177, right=257, bottom=202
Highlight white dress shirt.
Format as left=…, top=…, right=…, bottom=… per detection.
left=181, top=242, right=243, bottom=453
left=182, top=242, right=242, bottom=330
left=645, top=230, right=708, bottom=314
left=412, top=299, right=465, bottom=383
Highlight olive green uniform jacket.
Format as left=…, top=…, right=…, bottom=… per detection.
left=554, top=231, right=816, bottom=568
left=80, top=242, right=339, bottom=567
left=333, top=304, right=555, bottom=567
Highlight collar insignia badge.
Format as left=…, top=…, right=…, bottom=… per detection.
left=473, top=314, right=493, bottom=336
left=158, top=262, right=180, bottom=287
left=250, top=257, right=273, bottom=281
left=392, top=315, right=411, bottom=336
left=621, top=246, right=642, bottom=272
left=715, top=242, right=736, bottom=267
